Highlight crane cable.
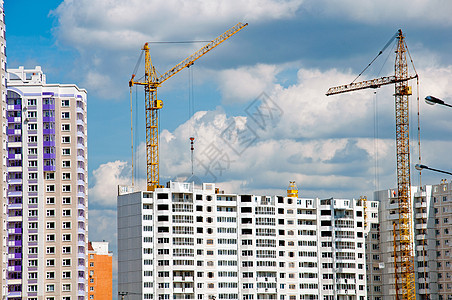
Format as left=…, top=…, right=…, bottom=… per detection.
left=188, top=66, right=195, bottom=175
left=351, top=31, right=398, bottom=84
left=373, top=90, right=380, bottom=192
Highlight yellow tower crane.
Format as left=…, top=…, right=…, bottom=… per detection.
left=129, top=22, right=248, bottom=191
left=326, top=29, right=417, bottom=300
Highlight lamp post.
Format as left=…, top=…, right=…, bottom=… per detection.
left=415, top=164, right=452, bottom=176
left=425, top=96, right=452, bottom=108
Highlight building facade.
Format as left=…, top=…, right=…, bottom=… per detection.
left=367, top=182, right=452, bottom=300
left=88, top=241, right=112, bottom=300
left=6, top=66, right=88, bottom=299
left=0, top=0, right=8, bottom=297
left=118, top=182, right=367, bottom=300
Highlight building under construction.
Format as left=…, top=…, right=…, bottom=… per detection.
left=117, top=181, right=368, bottom=300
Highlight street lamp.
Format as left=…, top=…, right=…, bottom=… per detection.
left=415, top=164, right=452, bottom=176
left=425, top=96, right=452, bottom=108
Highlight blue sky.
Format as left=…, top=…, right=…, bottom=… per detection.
left=5, top=0, right=452, bottom=296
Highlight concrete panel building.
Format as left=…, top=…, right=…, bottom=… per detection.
left=6, top=66, right=88, bottom=299
left=0, top=0, right=7, bottom=297
left=118, top=182, right=368, bottom=300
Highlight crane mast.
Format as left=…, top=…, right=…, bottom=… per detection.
left=327, top=29, right=416, bottom=299
left=130, top=22, right=248, bottom=191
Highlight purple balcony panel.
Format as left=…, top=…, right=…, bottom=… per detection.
left=28, top=217, right=38, bottom=222
left=42, top=104, right=55, bottom=110
left=28, top=192, right=38, bottom=197
left=28, top=204, right=38, bottom=209
left=7, top=153, right=19, bottom=159
left=43, top=128, right=55, bottom=135
left=43, top=141, right=55, bottom=147
left=43, top=92, right=55, bottom=96
left=43, top=165, right=56, bottom=172
left=42, top=117, right=55, bottom=122
left=28, top=254, right=38, bottom=259
left=7, top=129, right=20, bottom=135
left=13, top=228, right=22, bottom=234
left=7, top=292, right=21, bottom=297
left=27, top=143, right=37, bottom=148
left=7, top=117, right=19, bottom=123
left=11, top=253, right=21, bottom=259
left=43, top=153, right=56, bottom=159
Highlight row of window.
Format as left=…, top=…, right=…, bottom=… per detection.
left=27, top=233, right=74, bottom=242
left=28, top=209, right=73, bottom=217
left=26, top=196, right=72, bottom=205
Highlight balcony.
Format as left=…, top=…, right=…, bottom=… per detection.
left=7, top=265, right=21, bottom=272
left=7, top=117, right=21, bottom=123
left=7, top=191, right=22, bottom=197
left=8, top=253, right=21, bottom=259
left=173, top=288, right=194, bottom=293
left=415, top=202, right=427, bottom=208
left=416, top=213, right=427, bottom=219
left=173, top=276, right=194, bottom=282
left=7, top=228, right=22, bottom=234
left=7, top=129, right=21, bottom=135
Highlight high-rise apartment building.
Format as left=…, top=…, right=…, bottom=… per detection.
left=6, top=66, right=88, bottom=299
left=367, top=181, right=452, bottom=300
left=88, top=241, right=112, bottom=300
left=118, top=182, right=367, bottom=300
left=0, top=0, right=8, bottom=297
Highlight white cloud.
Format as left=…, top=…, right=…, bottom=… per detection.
left=89, top=160, right=146, bottom=207
left=308, top=0, right=452, bottom=27
left=217, top=64, right=281, bottom=103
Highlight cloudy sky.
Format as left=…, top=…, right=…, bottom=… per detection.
left=6, top=0, right=452, bottom=295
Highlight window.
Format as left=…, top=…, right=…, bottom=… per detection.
left=28, top=99, right=37, bottom=106
left=62, top=124, right=70, bottom=131
left=47, top=234, right=55, bottom=242
left=46, top=172, right=55, bottom=180
left=28, top=222, right=38, bottom=229
left=63, top=209, right=71, bottom=216
left=28, top=285, right=38, bottom=292
left=63, top=222, right=71, bottom=229
left=62, top=197, right=71, bottom=204
left=62, top=185, right=71, bottom=192
left=28, top=172, right=38, bottom=180
left=28, top=235, right=38, bottom=242
left=62, top=136, right=70, bottom=143
left=46, top=284, right=55, bottom=292
left=29, top=210, right=38, bottom=217
left=28, top=160, right=38, bottom=167
left=46, top=209, right=55, bottom=217
left=62, top=172, right=71, bottom=180
left=62, top=160, right=71, bottom=167
left=28, top=135, right=38, bottom=143
left=62, top=259, right=71, bottom=266
left=63, top=246, right=71, bottom=254
left=62, top=284, right=71, bottom=291
left=46, top=222, right=55, bottom=229
left=62, top=234, right=71, bottom=241
left=46, top=272, right=55, bottom=279
left=29, top=247, right=38, bottom=254
left=61, top=112, right=70, bottom=119
left=28, top=123, right=37, bottom=131
left=28, top=111, right=37, bottom=118
left=29, top=185, right=38, bottom=192
left=62, top=99, right=70, bottom=107
left=46, top=259, right=55, bottom=266
left=46, top=197, right=55, bottom=204
left=47, top=247, right=55, bottom=254
left=46, top=185, right=55, bottom=192
left=62, top=271, right=71, bottom=278
left=28, top=260, right=38, bottom=267
left=28, top=272, right=37, bottom=279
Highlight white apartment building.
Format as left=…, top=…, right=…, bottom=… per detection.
left=118, top=182, right=367, bottom=300
left=367, top=182, right=452, bottom=300
left=6, top=66, right=88, bottom=299
left=0, top=1, right=8, bottom=297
